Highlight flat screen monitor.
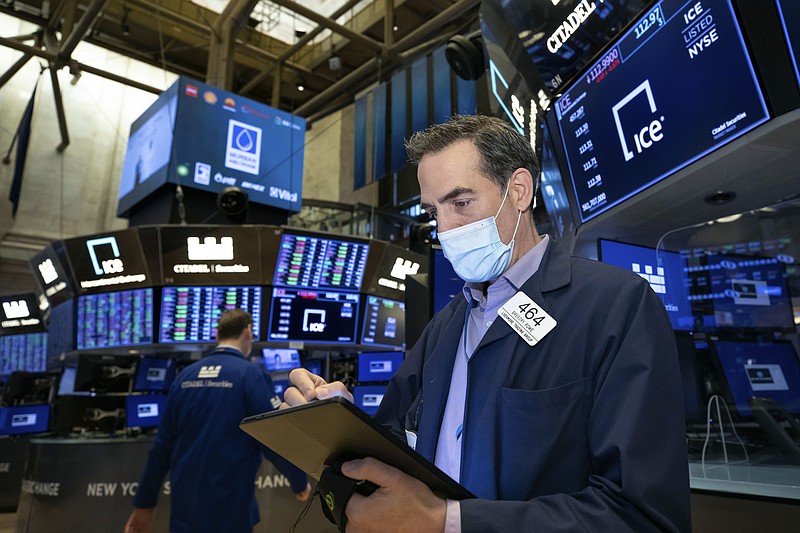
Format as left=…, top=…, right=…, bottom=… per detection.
left=77, top=288, right=154, bottom=349
left=715, top=341, right=800, bottom=417
left=272, top=379, right=290, bottom=399
left=598, top=239, right=693, bottom=331
left=353, top=385, right=387, bottom=416
left=117, top=77, right=306, bottom=216
left=134, top=358, right=176, bottom=391
left=0, top=404, right=50, bottom=435
left=74, top=354, right=137, bottom=394
left=267, top=288, right=360, bottom=344
left=554, top=0, right=769, bottom=222
left=3, top=371, right=60, bottom=406
left=776, top=0, right=800, bottom=85
left=0, top=332, right=48, bottom=375
left=125, top=394, right=167, bottom=428
left=57, top=367, right=83, bottom=396
left=358, top=352, right=404, bottom=383
left=159, top=286, right=262, bottom=343
left=47, top=299, right=76, bottom=357
left=273, top=232, right=370, bottom=292
left=692, top=254, right=794, bottom=329
left=360, top=296, right=406, bottom=348
left=302, top=358, right=323, bottom=377
left=262, top=348, right=300, bottom=371
left=0, top=293, right=46, bottom=335
left=52, top=395, right=125, bottom=434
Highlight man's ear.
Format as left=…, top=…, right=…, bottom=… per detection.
left=510, top=168, right=535, bottom=213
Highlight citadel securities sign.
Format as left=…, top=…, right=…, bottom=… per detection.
left=547, top=0, right=599, bottom=53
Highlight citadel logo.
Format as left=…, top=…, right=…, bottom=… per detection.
left=3, top=300, right=30, bottom=319
left=612, top=80, right=665, bottom=162
left=187, top=237, right=234, bottom=261
left=38, top=259, right=59, bottom=284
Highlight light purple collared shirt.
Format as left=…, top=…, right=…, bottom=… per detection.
left=436, top=235, right=550, bottom=533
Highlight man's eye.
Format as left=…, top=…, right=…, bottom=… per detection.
left=454, top=200, right=470, bottom=208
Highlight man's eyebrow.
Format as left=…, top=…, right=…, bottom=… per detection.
left=420, top=186, right=479, bottom=210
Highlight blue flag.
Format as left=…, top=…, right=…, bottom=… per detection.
left=9, top=85, right=37, bottom=217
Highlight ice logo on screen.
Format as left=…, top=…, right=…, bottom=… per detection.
left=303, top=309, right=326, bottom=333
left=186, top=237, right=234, bottom=261
left=38, top=259, right=58, bottom=284
left=612, top=80, right=665, bottom=161
left=3, top=300, right=30, bottom=319
left=225, top=120, right=262, bottom=176
left=86, top=236, right=124, bottom=276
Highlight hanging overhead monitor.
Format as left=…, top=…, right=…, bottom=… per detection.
left=0, top=333, right=48, bottom=375
left=0, top=293, right=46, bottom=336
left=117, top=77, right=305, bottom=216
left=63, top=230, right=152, bottom=294
left=159, top=286, right=262, bottom=343
left=554, top=0, right=769, bottom=223
left=76, top=289, right=154, bottom=350
left=360, top=296, right=406, bottom=349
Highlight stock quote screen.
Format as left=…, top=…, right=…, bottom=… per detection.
left=0, top=333, right=48, bottom=375
left=273, top=233, right=369, bottom=292
left=554, top=0, right=768, bottom=222
left=360, top=296, right=406, bottom=348
left=77, top=289, right=154, bottom=349
left=159, top=286, right=262, bottom=343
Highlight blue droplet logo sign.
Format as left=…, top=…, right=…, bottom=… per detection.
left=225, top=119, right=262, bottom=175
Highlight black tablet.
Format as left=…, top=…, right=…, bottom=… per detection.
left=239, top=397, right=474, bottom=500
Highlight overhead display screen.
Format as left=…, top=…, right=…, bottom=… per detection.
left=64, top=230, right=152, bottom=293
left=77, top=288, right=154, bottom=349
left=0, top=333, right=48, bottom=375
left=273, top=233, right=369, bottom=292
left=598, top=239, right=693, bottom=331
left=776, top=0, right=800, bottom=84
left=361, top=296, right=406, bottom=348
left=159, top=286, right=262, bottom=343
left=267, top=288, right=360, bottom=344
left=118, top=77, right=306, bottom=216
left=364, top=244, right=424, bottom=299
left=160, top=226, right=261, bottom=285
left=554, top=0, right=768, bottom=222
left=30, top=244, right=73, bottom=307
left=0, top=293, right=46, bottom=335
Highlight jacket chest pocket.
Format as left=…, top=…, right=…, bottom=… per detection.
left=497, top=378, right=592, bottom=500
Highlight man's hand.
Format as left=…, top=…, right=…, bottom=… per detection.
left=124, top=507, right=154, bottom=533
left=340, top=457, right=447, bottom=533
left=296, top=481, right=313, bottom=502
left=281, top=368, right=353, bottom=409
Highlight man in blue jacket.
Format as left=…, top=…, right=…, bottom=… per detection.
left=284, top=114, right=691, bottom=532
left=125, top=309, right=310, bottom=533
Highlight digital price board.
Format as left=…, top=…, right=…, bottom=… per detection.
left=267, top=288, right=360, bottom=344
left=360, top=296, right=406, bottom=348
left=77, top=289, right=154, bottom=349
left=273, top=232, right=369, bottom=291
left=159, top=286, right=262, bottom=343
left=554, top=0, right=768, bottom=222
left=0, top=333, right=48, bottom=375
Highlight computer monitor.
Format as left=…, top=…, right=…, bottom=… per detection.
left=714, top=341, right=800, bottom=417
left=133, top=358, right=176, bottom=392
left=0, top=332, right=48, bottom=375
left=272, top=231, right=370, bottom=292
left=76, top=288, right=154, bottom=349
left=74, top=354, right=138, bottom=394
left=0, top=404, right=50, bottom=435
left=262, top=349, right=300, bottom=371
left=3, top=371, right=60, bottom=406
left=360, top=296, right=406, bottom=348
left=125, top=394, right=167, bottom=428
left=358, top=352, right=404, bottom=383
left=353, top=385, right=387, bottom=416
left=51, top=395, right=125, bottom=434
left=267, top=288, right=360, bottom=344
left=159, top=286, right=262, bottom=343
left=598, top=239, right=693, bottom=331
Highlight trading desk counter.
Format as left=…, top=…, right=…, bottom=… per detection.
left=15, top=437, right=335, bottom=532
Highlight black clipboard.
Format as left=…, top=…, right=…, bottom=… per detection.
left=239, top=397, right=474, bottom=500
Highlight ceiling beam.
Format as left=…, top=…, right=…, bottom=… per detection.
left=58, top=0, right=110, bottom=60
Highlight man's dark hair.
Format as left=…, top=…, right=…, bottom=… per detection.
left=405, top=114, right=540, bottom=195
left=216, top=309, right=253, bottom=341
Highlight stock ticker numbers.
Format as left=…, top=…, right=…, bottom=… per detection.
left=273, top=234, right=369, bottom=292
left=159, top=286, right=262, bottom=343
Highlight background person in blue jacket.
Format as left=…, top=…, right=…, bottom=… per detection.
left=284, top=114, right=691, bottom=532
left=125, top=309, right=311, bottom=533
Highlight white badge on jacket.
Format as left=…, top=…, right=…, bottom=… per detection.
left=498, top=291, right=557, bottom=347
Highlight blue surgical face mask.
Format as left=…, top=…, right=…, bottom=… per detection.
left=437, top=184, right=522, bottom=282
